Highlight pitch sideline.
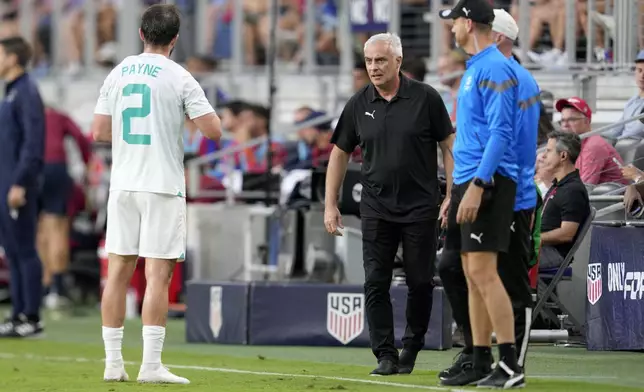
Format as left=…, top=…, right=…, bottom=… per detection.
left=0, top=352, right=467, bottom=392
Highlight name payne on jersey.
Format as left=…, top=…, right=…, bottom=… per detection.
left=121, top=63, right=162, bottom=78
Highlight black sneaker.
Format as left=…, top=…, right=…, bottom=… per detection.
left=370, top=359, right=398, bottom=376
left=10, top=320, right=44, bottom=338
left=398, top=349, right=419, bottom=374
left=438, top=351, right=473, bottom=380
left=476, top=361, right=525, bottom=389
left=0, top=318, right=19, bottom=337
left=440, top=364, right=491, bottom=386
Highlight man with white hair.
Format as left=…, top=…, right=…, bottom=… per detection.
left=437, top=8, right=541, bottom=387
left=324, top=32, right=455, bottom=376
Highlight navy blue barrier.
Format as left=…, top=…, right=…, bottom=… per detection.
left=587, top=225, right=644, bottom=351
left=186, top=281, right=453, bottom=350
left=185, top=281, right=249, bottom=345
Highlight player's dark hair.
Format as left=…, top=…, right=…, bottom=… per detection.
left=140, top=4, right=180, bottom=47
left=548, top=130, right=581, bottom=164
left=0, top=36, right=32, bottom=68
left=401, top=57, right=427, bottom=81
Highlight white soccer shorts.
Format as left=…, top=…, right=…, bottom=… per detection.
left=105, top=190, right=186, bottom=261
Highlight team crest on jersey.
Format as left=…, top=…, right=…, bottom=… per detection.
left=327, top=293, right=364, bottom=345
left=587, top=263, right=602, bottom=305
left=209, top=286, right=223, bottom=339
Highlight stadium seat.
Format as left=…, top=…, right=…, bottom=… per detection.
left=533, top=206, right=597, bottom=336
left=614, top=138, right=643, bottom=167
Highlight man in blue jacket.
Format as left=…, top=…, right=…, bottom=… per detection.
left=438, top=8, right=542, bottom=388
left=0, top=37, right=46, bottom=338
left=438, top=0, right=524, bottom=388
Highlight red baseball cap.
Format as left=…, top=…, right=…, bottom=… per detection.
left=555, top=96, right=592, bottom=121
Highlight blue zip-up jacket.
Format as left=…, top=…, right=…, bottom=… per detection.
left=0, top=73, right=45, bottom=190
left=453, top=45, right=518, bottom=185
left=508, top=57, right=541, bottom=211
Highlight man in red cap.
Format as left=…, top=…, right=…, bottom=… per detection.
left=555, top=97, right=628, bottom=185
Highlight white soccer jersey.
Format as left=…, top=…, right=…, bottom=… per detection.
left=94, top=53, right=214, bottom=196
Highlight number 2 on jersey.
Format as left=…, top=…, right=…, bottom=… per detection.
left=122, top=83, right=151, bottom=145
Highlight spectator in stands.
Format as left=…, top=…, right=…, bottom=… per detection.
left=401, top=57, right=427, bottom=82
left=38, top=106, right=91, bottom=310
left=538, top=131, right=590, bottom=269
left=606, top=50, right=644, bottom=140
left=352, top=57, right=369, bottom=93
left=556, top=96, right=628, bottom=185
left=437, top=49, right=467, bottom=124
left=517, top=0, right=566, bottom=65
left=233, top=103, right=287, bottom=173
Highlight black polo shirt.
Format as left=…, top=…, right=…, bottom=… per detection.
left=541, top=170, right=590, bottom=257
left=330, top=74, right=453, bottom=222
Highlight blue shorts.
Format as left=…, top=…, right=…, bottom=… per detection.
left=39, top=163, right=72, bottom=216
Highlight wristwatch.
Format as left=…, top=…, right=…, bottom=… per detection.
left=472, top=177, right=494, bottom=189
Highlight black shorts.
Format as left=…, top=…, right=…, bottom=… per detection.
left=39, top=163, right=72, bottom=216
left=498, top=208, right=534, bottom=306
left=445, top=174, right=517, bottom=253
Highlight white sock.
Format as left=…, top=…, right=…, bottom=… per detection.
left=102, top=326, right=124, bottom=368
left=141, top=325, right=165, bottom=371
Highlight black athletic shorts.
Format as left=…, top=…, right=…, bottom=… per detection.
left=498, top=208, right=534, bottom=306
left=445, top=173, right=517, bottom=253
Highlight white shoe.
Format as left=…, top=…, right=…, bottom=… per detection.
left=137, top=365, right=190, bottom=384
left=104, top=366, right=129, bottom=382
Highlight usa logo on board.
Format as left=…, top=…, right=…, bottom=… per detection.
left=327, top=293, right=365, bottom=345
left=587, top=263, right=602, bottom=305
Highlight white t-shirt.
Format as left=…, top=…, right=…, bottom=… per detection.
left=94, top=53, right=214, bottom=197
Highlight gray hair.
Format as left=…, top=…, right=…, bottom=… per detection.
left=364, top=33, right=403, bottom=58
left=548, top=131, right=581, bottom=164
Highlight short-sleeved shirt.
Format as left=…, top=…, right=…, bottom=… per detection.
left=330, top=74, right=453, bottom=222
left=94, top=53, right=215, bottom=197
left=575, top=135, right=628, bottom=185
left=541, top=170, right=590, bottom=258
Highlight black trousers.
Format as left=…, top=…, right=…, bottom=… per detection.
left=438, top=209, right=534, bottom=368
left=361, top=217, right=438, bottom=361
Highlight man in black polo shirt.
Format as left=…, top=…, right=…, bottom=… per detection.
left=324, top=32, right=455, bottom=376
left=538, top=131, right=590, bottom=269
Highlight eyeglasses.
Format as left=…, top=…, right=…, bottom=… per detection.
left=557, top=117, right=586, bottom=126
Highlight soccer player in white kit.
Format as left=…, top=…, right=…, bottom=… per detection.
left=90, top=4, right=221, bottom=384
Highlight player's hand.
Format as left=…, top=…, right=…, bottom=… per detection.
left=324, top=204, right=344, bottom=236
left=456, top=184, right=483, bottom=224
left=7, top=185, right=26, bottom=209
left=439, top=197, right=450, bottom=228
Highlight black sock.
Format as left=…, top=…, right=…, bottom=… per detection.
left=462, top=345, right=474, bottom=355
left=498, top=343, right=519, bottom=372
left=25, top=314, right=40, bottom=323
left=473, top=346, right=493, bottom=371
left=53, top=273, right=66, bottom=296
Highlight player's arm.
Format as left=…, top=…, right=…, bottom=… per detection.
left=183, top=73, right=221, bottom=141
left=92, top=75, right=113, bottom=143
left=91, top=114, right=112, bottom=142
left=474, top=67, right=518, bottom=182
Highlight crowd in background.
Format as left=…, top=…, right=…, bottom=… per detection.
left=1, top=0, right=642, bottom=76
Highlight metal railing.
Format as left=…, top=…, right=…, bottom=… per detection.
left=12, top=0, right=642, bottom=77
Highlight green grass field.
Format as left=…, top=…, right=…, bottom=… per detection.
left=0, top=308, right=642, bottom=391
